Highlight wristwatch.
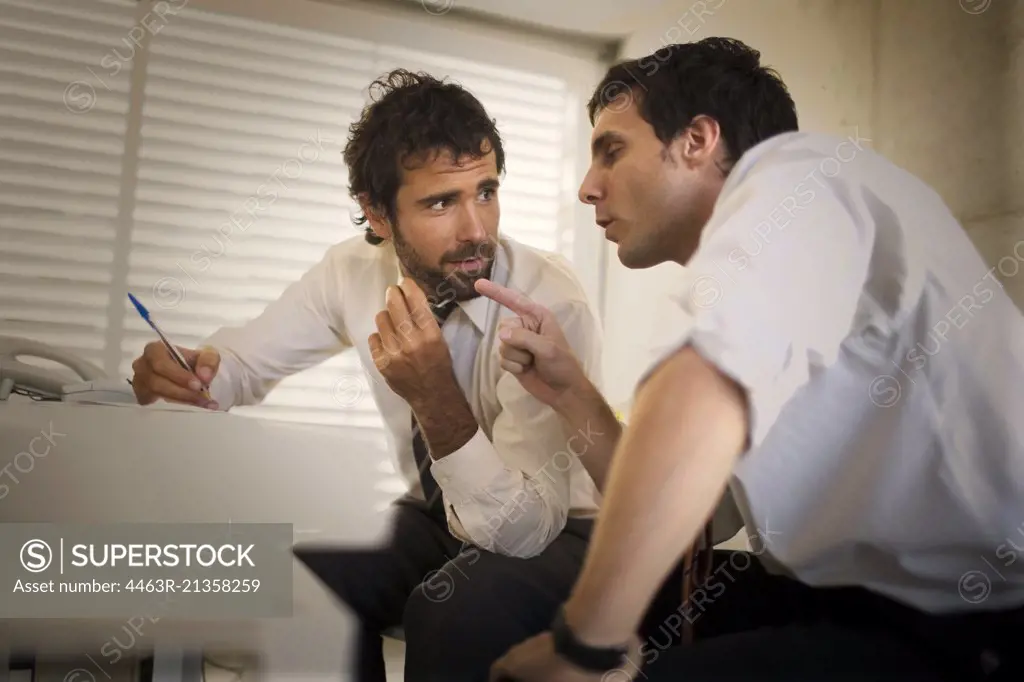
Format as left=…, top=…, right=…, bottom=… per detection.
left=550, top=605, right=630, bottom=673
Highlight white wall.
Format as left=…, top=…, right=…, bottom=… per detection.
left=600, top=0, right=1021, bottom=408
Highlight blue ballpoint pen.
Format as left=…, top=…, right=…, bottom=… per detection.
left=127, top=292, right=212, bottom=400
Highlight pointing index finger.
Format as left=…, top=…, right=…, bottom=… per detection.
left=474, top=279, right=541, bottom=319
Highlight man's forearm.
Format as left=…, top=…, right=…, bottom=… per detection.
left=410, top=374, right=479, bottom=459
left=562, top=346, right=748, bottom=646
left=556, top=381, right=623, bottom=492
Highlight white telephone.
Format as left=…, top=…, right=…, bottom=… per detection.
left=0, top=335, right=136, bottom=403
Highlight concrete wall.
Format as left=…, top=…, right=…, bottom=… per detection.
left=1011, top=2, right=1024, bottom=214
left=973, top=0, right=1024, bottom=302
left=600, top=0, right=1021, bottom=409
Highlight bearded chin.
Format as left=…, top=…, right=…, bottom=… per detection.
left=393, top=238, right=492, bottom=303
left=427, top=261, right=493, bottom=302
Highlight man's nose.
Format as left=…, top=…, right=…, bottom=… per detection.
left=578, top=170, right=602, bottom=205
left=458, top=204, right=488, bottom=242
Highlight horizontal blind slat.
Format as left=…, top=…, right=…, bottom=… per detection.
left=0, top=0, right=137, bottom=28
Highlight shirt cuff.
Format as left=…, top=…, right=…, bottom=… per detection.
left=206, top=369, right=234, bottom=410
left=429, top=427, right=507, bottom=503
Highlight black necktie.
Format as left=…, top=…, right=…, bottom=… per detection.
left=412, top=298, right=459, bottom=520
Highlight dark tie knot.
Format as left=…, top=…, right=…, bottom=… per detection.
left=431, top=299, right=459, bottom=324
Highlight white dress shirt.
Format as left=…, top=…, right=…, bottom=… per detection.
left=643, top=131, right=1024, bottom=613
left=202, top=234, right=603, bottom=558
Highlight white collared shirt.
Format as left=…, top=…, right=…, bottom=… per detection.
left=643, top=131, right=1024, bottom=613
left=203, top=235, right=603, bottom=558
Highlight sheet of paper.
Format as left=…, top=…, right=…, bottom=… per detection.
left=69, top=399, right=215, bottom=412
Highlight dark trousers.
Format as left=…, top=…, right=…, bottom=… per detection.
left=636, top=550, right=1024, bottom=681
left=294, top=499, right=592, bottom=682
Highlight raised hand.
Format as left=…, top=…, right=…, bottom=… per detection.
left=368, top=278, right=457, bottom=405
left=474, top=278, right=588, bottom=411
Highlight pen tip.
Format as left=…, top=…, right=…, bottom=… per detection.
left=127, top=292, right=148, bottom=318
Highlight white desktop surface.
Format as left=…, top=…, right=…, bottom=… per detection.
left=0, top=400, right=400, bottom=677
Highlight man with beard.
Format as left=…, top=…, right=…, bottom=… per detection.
left=129, top=69, right=604, bottom=682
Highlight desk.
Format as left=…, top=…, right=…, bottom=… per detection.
left=0, top=401, right=399, bottom=681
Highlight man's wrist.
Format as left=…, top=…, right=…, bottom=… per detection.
left=406, top=370, right=462, bottom=413
left=554, top=376, right=600, bottom=420
left=562, top=594, right=634, bottom=647
left=556, top=380, right=618, bottom=434
left=550, top=604, right=631, bottom=673
left=409, top=375, right=479, bottom=459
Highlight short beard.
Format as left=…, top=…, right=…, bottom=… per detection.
left=391, top=225, right=496, bottom=304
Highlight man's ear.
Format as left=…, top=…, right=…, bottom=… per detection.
left=359, top=194, right=393, bottom=241
left=675, top=115, right=723, bottom=169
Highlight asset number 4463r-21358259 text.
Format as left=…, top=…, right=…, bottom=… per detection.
left=125, top=578, right=261, bottom=593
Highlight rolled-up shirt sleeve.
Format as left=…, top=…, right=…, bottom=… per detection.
left=640, top=148, right=876, bottom=450
left=431, top=299, right=603, bottom=558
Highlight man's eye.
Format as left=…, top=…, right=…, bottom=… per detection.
left=479, top=187, right=496, bottom=201
left=604, top=147, right=621, bottom=163
left=430, top=199, right=450, bottom=210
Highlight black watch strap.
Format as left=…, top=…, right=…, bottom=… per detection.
left=550, top=605, right=629, bottom=673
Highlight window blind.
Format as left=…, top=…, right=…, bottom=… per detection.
left=0, top=0, right=137, bottom=372
left=121, top=4, right=380, bottom=429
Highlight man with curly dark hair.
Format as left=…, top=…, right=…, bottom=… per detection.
left=130, top=69, right=606, bottom=681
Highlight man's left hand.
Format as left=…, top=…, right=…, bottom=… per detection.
left=489, top=632, right=642, bottom=682
left=369, top=279, right=456, bottom=404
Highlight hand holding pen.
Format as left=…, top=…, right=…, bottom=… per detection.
left=127, top=292, right=221, bottom=409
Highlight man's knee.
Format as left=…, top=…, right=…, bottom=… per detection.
left=406, top=567, right=458, bottom=620
left=402, top=549, right=518, bottom=638
left=404, top=566, right=476, bottom=637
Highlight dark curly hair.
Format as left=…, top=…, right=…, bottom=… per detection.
left=588, top=37, right=798, bottom=169
left=344, top=69, right=506, bottom=245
